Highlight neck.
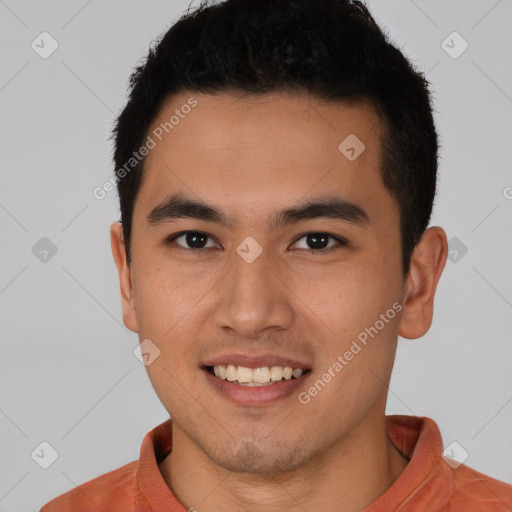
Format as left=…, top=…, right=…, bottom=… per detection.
left=158, top=413, right=409, bottom=512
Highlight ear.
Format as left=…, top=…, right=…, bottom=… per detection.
left=398, top=226, right=448, bottom=339
left=110, top=221, right=139, bottom=333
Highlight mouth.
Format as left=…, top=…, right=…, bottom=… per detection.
left=204, top=364, right=311, bottom=386
left=201, top=357, right=312, bottom=406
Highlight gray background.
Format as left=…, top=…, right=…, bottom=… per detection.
left=0, top=0, right=511, bottom=510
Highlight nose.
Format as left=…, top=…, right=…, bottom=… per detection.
left=213, top=248, right=295, bottom=339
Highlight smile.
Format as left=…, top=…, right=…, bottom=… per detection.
left=206, top=364, right=308, bottom=386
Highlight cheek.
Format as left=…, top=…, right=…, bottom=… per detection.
left=303, top=269, right=401, bottom=365
left=308, top=262, right=396, bottom=316
left=133, top=275, right=171, bottom=330
left=131, top=261, right=203, bottom=333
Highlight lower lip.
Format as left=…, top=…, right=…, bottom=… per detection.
left=203, top=369, right=310, bottom=406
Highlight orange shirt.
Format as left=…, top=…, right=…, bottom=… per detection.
left=40, top=415, right=512, bottom=511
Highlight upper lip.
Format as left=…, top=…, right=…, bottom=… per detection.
left=202, top=352, right=312, bottom=370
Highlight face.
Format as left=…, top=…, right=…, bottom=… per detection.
left=111, top=91, right=440, bottom=475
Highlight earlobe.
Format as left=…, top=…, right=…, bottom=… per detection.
left=110, top=221, right=139, bottom=333
left=398, top=226, right=448, bottom=340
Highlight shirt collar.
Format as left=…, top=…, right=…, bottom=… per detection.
left=364, top=415, right=453, bottom=510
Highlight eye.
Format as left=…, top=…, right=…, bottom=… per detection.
left=164, top=231, right=347, bottom=253
left=292, top=232, right=347, bottom=253
left=166, top=231, right=218, bottom=250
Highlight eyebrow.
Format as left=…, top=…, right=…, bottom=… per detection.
left=147, top=192, right=370, bottom=230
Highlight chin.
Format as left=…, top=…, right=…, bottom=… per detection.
left=204, top=437, right=309, bottom=476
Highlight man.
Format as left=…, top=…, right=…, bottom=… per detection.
left=40, top=0, right=512, bottom=510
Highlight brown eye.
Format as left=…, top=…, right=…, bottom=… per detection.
left=167, top=231, right=217, bottom=250
left=292, top=232, right=347, bottom=253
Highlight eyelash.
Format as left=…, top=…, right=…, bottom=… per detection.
left=164, top=231, right=348, bottom=254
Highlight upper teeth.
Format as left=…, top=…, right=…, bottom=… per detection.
left=213, top=365, right=304, bottom=384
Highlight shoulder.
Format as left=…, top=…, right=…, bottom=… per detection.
left=448, top=463, right=512, bottom=510
left=39, top=460, right=141, bottom=512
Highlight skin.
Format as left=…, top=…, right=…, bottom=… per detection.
left=111, top=91, right=448, bottom=512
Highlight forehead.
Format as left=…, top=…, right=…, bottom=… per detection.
left=136, top=91, right=397, bottom=229
left=145, top=90, right=382, bottom=161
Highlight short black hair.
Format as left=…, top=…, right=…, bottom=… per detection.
left=111, top=0, right=438, bottom=278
